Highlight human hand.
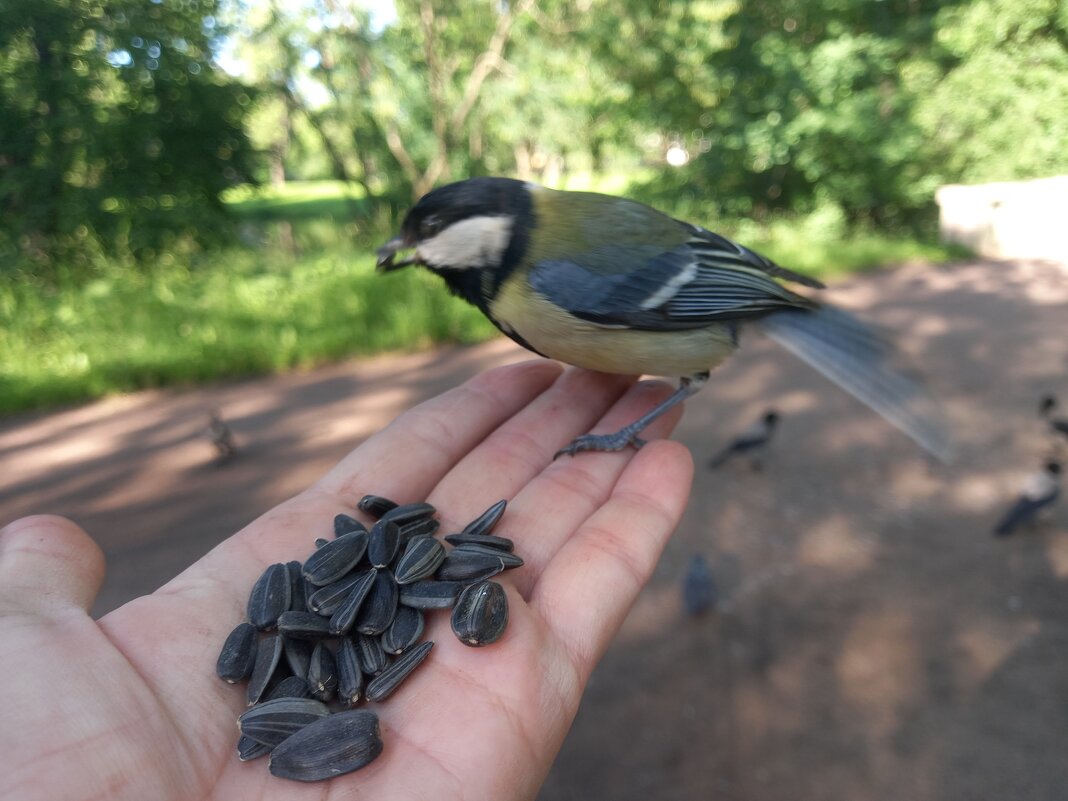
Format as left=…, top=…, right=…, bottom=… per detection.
left=0, top=362, right=694, bottom=801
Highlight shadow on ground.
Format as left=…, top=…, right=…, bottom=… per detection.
left=1, top=259, right=1066, bottom=801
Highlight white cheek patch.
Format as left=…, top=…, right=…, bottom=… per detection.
left=417, top=215, right=514, bottom=269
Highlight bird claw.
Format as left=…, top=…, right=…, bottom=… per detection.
left=553, top=431, right=647, bottom=459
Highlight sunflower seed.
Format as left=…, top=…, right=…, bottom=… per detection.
left=307, top=641, right=338, bottom=702
left=247, top=633, right=283, bottom=705
left=336, top=637, right=364, bottom=706
left=460, top=499, right=508, bottom=537
left=354, top=632, right=389, bottom=675
left=314, top=537, right=330, bottom=549
left=302, top=531, right=369, bottom=586
left=451, top=580, right=508, bottom=647
left=380, top=606, right=425, bottom=655
left=357, top=494, right=398, bottom=518
left=452, top=542, right=524, bottom=569
left=307, top=571, right=366, bottom=616
left=238, top=734, right=271, bottom=762
left=443, top=532, right=515, bottom=552
left=267, top=674, right=313, bottom=701
left=239, top=697, right=332, bottom=747
left=277, top=611, right=333, bottom=639
left=367, top=519, right=401, bottom=568
left=334, top=513, right=368, bottom=538
left=365, top=641, right=434, bottom=702
left=354, top=570, right=398, bottom=635
left=216, top=622, right=257, bottom=683
left=393, top=536, right=446, bottom=585
left=379, top=501, right=436, bottom=527
left=435, top=550, right=506, bottom=582
left=282, top=637, right=313, bottom=679
left=399, top=580, right=463, bottom=609
left=247, top=563, right=292, bottom=630
left=328, top=567, right=378, bottom=635
left=397, top=516, right=440, bottom=545
left=286, top=561, right=307, bottom=613
left=268, top=709, right=383, bottom=782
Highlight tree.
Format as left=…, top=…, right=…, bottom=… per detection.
left=0, top=0, right=258, bottom=268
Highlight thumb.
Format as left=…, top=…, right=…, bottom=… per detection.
left=0, top=515, right=105, bottom=616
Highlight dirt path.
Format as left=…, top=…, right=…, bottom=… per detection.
left=2, top=259, right=1066, bottom=801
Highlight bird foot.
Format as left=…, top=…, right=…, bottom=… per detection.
left=553, top=430, right=647, bottom=459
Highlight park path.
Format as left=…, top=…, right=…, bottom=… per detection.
left=1, top=258, right=1067, bottom=801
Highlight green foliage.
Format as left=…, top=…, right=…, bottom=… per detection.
left=0, top=0, right=258, bottom=268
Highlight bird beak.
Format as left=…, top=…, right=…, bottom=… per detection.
left=376, top=237, right=420, bottom=272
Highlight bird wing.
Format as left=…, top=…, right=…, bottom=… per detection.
left=527, top=228, right=817, bottom=331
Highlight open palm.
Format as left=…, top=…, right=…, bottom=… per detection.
left=0, top=362, right=694, bottom=801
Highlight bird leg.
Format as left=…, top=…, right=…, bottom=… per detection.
left=554, top=373, right=709, bottom=458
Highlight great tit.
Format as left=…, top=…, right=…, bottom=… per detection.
left=993, top=460, right=1062, bottom=537
left=707, top=409, right=780, bottom=470
left=377, top=177, right=949, bottom=459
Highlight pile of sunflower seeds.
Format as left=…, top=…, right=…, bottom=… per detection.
left=215, top=495, right=520, bottom=782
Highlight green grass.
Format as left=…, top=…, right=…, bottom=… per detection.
left=0, top=180, right=964, bottom=416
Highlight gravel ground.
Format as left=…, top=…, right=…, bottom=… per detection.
left=1, top=258, right=1066, bottom=801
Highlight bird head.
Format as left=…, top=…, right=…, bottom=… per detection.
left=376, top=178, right=529, bottom=275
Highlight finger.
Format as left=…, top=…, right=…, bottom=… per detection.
left=315, top=359, right=563, bottom=508
left=531, top=440, right=693, bottom=674
left=0, top=515, right=105, bottom=616
left=498, top=379, right=685, bottom=596
left=427, top=368, right=636, bottom=531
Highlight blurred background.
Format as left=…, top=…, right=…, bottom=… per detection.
left=2, top=1, right=1067, bottom=799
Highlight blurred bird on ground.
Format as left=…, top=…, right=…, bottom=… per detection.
left=682, top=553, right=718, bottom=616
left=993, top=460, right=1061, bottom=537
left=707, top=409, right=780, bottom=470
left=206, top=411, right=238, bottom=463
left=1039, top=394, right=1068, bottom=441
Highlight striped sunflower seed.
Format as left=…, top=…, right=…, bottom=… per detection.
left=307, top=571, right=367, bottom=616
left=282, top=637, right=312, bottom=680
left=238, top=734, right=271, bottom=762
left=451, top=580, right=508, bottom=647
left=452, top=543, right=524, bottom=569
left=307, top=641, right=338, bottom=702
left=302, top=531, right=369, bottom=586
left=328, top=567, right=378, bottom=635
left=334, top=513, right=368, bottom=538
left=435, top=550, right=506, bottom=582
left=247, top=633, right=283, bottom=705
left=460, top=499, right=508, bottom=537
left=397, top=516, right=440, bottom=545
left=443, top=532, right=515, bottom=551
left=216, top=622, right=257, bottom=683
left=365, top=641, right=434, bottom=702
left=268, top=709, right=383, bottom=782
left=379, top=501, right=436, bottom=527
left=354, top=570, right=398, bottom=636
left=286, top=561, right=307, bottom=613
left=247, top=563, right=292, bottom=630
left=354, top=632, right=389, bottom=676
left=336, top=637, right=364, bottom=706
left=266, top=675, right=313, bottom=701
left=380, top=605, right=425, bottom=655
left=367, top=519, right=401, bottom=569
left=393, top=536, right=446, bottom=585
left=357, top=494, right=398, bottom=518
left=277, top=611, right=333, bottom=639
left=398, top=579, right=463, bottom=609
left=239, top=697, right=331, bottom=747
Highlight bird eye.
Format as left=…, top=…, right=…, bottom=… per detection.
left=420, top=215, right=442, bottom=238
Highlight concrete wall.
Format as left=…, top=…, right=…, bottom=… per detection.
left=935, top=175, right=1068, bottom=261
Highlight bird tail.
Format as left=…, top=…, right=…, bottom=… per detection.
left=760, top=304, right=952, bottom=461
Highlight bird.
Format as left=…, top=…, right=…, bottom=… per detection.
left=682, top=553, right=718, bottom=616
left=1039, top=394, right=1068, bottom=441
left=377, top=177, right=949, bottom=459
left=207, top=411, right=238, bottom=462
left=707, top=409, right=780, bottom=469
left=993, top=460, right=1061, bottom=537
